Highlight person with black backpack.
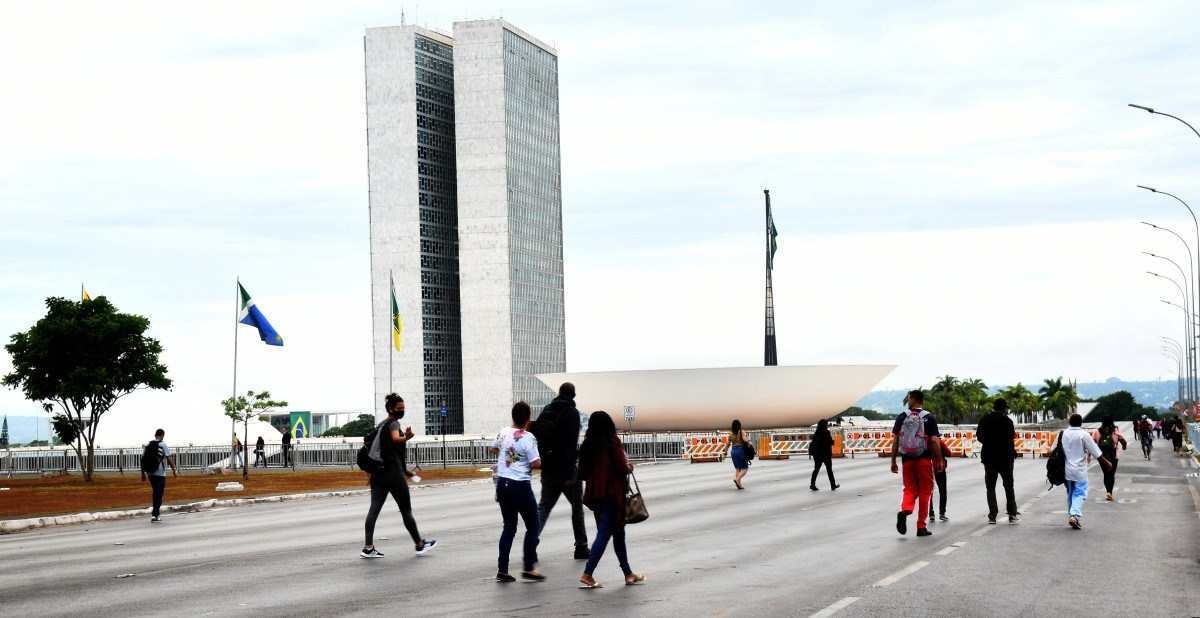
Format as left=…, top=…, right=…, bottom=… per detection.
left=140, top=428, right=178, bottom=523
left=532, top=382, right=590, bottom=560
left=1091, top=416, right=1126, bottom=501
left=1056, top=414, right=1113, bottom=530
left=360, top=393, right=437, bottom=559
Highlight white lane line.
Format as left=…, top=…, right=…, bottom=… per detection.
left=872, top=561, right=929, bottom=587
left=935, top=546, right=958, bottom=556
left=971, top=525, right=995, bottom=538
left=810, top=597, right=860, bottom=618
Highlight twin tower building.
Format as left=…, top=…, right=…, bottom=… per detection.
left=366, top=20, right=566, bottom=436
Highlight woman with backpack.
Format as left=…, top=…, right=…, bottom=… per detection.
left=809, top=419, right=838, bottom=491
left=360, top=393, right=437, bottom=559
left=1091, top=417, right=1126, bottom=501
left=578, top=411, right=645, bottom=589
left=729, top=419, right=751, bottom=490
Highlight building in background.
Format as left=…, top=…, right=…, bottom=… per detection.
left=365, top=25, right=464, bottom=435
left=366, top=19, right=564, bottom=436
left=454, top=20, right=565, bottom=434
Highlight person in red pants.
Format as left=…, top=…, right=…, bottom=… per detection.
left=890, top=390, right=945, bottom=537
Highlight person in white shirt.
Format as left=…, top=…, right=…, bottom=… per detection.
left=1058, top=414, right=1112, bottom=529
left=492, top=401, right=544, bottom=582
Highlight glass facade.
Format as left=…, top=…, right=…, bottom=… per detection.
left=415, top=34, right=463, bottom=434
left=503, top=30, right=565, bottom=409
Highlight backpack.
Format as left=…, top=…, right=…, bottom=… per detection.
left=140, top=440, right=162, bottom=475
left=1097, top=427, right=1116, bottom=454
left=1046, top=431, right=1067, bottom=486
left=898, top=410, right=929, bottom=457
left=742, top=436, right=756, bottom=460
left=356, top=422, right=388, bottom=475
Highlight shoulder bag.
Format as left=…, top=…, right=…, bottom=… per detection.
left=625, top=472, right=649, bottom=524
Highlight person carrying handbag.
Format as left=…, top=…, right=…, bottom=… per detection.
left=577, top=411, right=646, bottom=589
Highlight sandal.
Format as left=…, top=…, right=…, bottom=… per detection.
left=578, top=575, right=603, bottom=589
left=625, top=574, right=646, bottom=586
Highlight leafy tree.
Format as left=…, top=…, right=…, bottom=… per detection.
left=3, top=297, right=171, bottom=481
left=1083, top=391, right=1158, bottom=422
left=833, top=406, right=893, bottom=422
left=997, top=383, right=1042, bottom=423
left=1039, top=377, right=1078, bottom=420
left=322, top=414, right=377, bottom=437
left=50, top=414, right=80, bottom=447
left=927, top=375, right=970, bottom=425
left=222, top=390, right=288, bottom=480
left=25, top=440, right=49, bottom=447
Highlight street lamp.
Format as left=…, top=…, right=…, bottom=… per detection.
left=1138, top=187, right=1200, bottom=324
left=1162, top=348, right=1185, bottom=403
left=1128, top=104, right=1200, bottom=140
left=1160, top=297, right=1196, bottom=402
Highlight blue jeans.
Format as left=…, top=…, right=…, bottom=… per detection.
left=1065, top=478, right=1088, bottom=518
left=497, top=478, right=540, bottom=573
left=148, top=475, right=166, bottom=517
left=584, top=500, right=632, bottom=577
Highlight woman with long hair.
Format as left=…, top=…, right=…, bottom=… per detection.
left=1090, top=415, right=1126, bottom=501
left=578, top=411, right=645, bottom=589
left=729, top=419, right=750, bottom=490
left=809, top=419, right=839, bottom=491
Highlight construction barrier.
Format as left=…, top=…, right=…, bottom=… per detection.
left=763, top=432, right=809, bottom=459
left=939, top=430, right=976, bottom=458
left=683, top=436, right=729, bottom=463
left=842, top=431, right=893, bottom=457
left=756, top=435, right=791, bottom=460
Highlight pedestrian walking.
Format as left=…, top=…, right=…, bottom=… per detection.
left=1166, top=415, right=1185, bottom=454
left=531, top=382, right=590, bottom=559
left=140, top=428, right=178, bottom=523
left=1153, top=419, right=1163, bottom=439
left=578, top=411, right=645, bottom=589
left=928, top=435, right=949, bottom=523
left=231, top=434, right=243, bottom=469
left=360, top=393, right=437, bottom=559
left=492, top=402, right=544, bottom=583
left=729, top=419, right=751, bottom=490
left=809, top=419, right=838, bottom=491
left=976, top=398, right=1019, bottom=524
left=281, top=426, right=292, bottom=468
left=1057, top=413, right=1113, bottom=530
left=1137, top=415, right=1153, bottom=460
left=1091, top=416, right=1126, bottom=501
left=253, top=436, right=266, bottom=468
left=890, top=390, right=944, bottom=538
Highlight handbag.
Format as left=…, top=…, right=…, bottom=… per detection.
left=624, top=472, right=649, bottom=524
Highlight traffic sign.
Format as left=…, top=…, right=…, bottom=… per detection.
left=440, top=404, right=448, bottom=418
left=624, top=405, right=636, bottom=423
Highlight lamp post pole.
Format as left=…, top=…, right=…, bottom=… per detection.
left=1161, top=297, right=1195, bottom=403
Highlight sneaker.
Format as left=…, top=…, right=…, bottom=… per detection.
left=521, top=571, right=546, bottom=581
left=150, top=516, right=161, bottom=523
left=496, top=572, right=516, bottom=583
left=415, top=539, right=438, bottom=555
left=810, top=485, right=819, bottom=491
left=1008, top=514, right=1020, bottom=524
left=360, top=547, right=385, bottom=559
left=831, top=484, right=840, bottom=491
left=939, top=514, right=949, bottom=522
left=987, top=516, right=997, bottom=524
left=916, top=528, right=933, bottom=537
left=896, top=511, right=909, bottom=535
left=574, top=544, right=589, bottom=560
left=1068, top=516, right=1081, bottom=530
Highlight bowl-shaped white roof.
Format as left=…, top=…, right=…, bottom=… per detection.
left=536, top=365, right=896, bottom=431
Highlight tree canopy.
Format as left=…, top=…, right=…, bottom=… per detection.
left=1082, top=390, right=1158, bottom=422
left=222, top=390, right=287, bottom=480
left=3, top=296, right=171, bottom=480
left=322, top=414, right=377, bottom=437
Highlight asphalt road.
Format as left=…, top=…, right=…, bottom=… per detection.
left=1, top=442, right=1197, bottom=617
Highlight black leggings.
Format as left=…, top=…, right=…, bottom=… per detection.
left=810, top=457, right=836, bottom=488
left=364, top=476, right=422, bottom=548
left=1102, top=458, right=1119, bottom=493
left=928, top=470, right=947, bottom=516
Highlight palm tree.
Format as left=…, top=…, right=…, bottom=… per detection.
left=961, top=378, right=990, bottom=423
left=928, top=376, right=966, bottom=425
left=1039, top=377, right=1078, bottom=420
left=999, top=383, right=1038, bottom=423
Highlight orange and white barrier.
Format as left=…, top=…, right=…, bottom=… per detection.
left=683, top=436, right=729, bottom=463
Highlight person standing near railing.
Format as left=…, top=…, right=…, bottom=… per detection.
left=280, top=426, right=292, bottom=468
left=253, top=436, right=266, bottom=468
left=140, top=429, right=178, bottom=523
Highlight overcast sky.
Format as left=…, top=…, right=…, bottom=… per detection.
left=3, top=1, right=1200, bottom=441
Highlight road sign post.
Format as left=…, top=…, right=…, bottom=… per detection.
left=624, top=405, right=636, bottom=436
left=440, top=402, right=448, bottom=469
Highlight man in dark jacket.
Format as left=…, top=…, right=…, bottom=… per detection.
left=976, top=398, right=1019, bottom=524
left=532, top=382, right=589, bottom=559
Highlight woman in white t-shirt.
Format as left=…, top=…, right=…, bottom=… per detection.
left=492, top=401, right=543, bottom=583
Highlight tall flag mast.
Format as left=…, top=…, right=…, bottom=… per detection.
left=764, top=189, right=779, bottom=366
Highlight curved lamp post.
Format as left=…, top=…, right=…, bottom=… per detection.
left=1160, top=296, right=1196, bottom=403
left=1129, top=104, right=1200, bottom=140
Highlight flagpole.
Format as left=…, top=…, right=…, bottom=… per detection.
left=232, top=277, right=239, bottom=465
left=389, top=269, right=394, bottom=395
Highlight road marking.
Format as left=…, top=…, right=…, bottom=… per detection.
left=873, top=561, right=929, bottom=587
left=971, top=526, right=995, bottom=538
left=935, top=546, right=958, bottom=556
left=810, top=597, right=860, bottom=618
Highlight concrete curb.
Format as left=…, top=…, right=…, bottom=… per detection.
left=0, top=477, right=490, bottom=535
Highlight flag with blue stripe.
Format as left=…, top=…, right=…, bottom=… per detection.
left=238, top=283, right=283, bottom=346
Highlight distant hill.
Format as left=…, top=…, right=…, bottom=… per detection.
left=854, top=378, right=1178, bottom=413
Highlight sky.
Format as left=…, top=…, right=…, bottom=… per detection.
left=3, top=1, right=1200, bottom=443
